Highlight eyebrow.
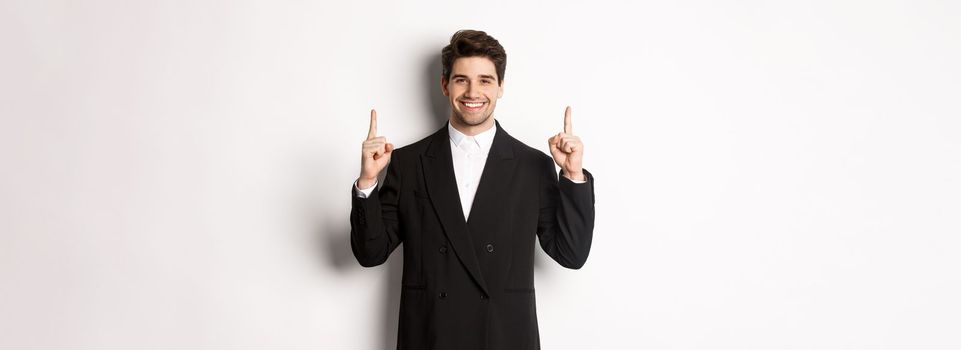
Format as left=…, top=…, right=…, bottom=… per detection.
left=452, top=74, right=498, bottom=81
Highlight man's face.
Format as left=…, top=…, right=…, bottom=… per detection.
left=441, top=56, right=504, bottom=127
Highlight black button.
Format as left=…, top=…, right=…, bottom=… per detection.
left=480, top=294, right=487, bottom=300
left=438, top=292, right=447, bottom=299
left=439, top=246, right=447, bottom=254
left=486, top=243, right=494, bottom=253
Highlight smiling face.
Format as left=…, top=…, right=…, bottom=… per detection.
left=441, top=56, right=504, bottom=134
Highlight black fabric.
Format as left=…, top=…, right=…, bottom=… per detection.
left=350, top=121, right=595, bottom=350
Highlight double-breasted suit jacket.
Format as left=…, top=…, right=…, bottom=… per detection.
left=350, top=121, right=595, bottom=350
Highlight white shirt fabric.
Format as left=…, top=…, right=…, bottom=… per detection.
left=354, top=120, right=584, bottom=220
left=447, top=121, right=496, bottom=220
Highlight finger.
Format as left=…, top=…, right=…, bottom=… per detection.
left=561, top=137, right=580, bottom=153
left=561, top=136, right=580, bottom=145
left=563, top=106, right=572, bottom=134
left=559, top=138, right=572, bottom=153
left=549, top=133, right=562, bottom=147
left=364, top=138, right=386, bottom=150
left=363, top=138, right=386, bottom=148
left=364, top=144, right=385, bottom=155
left=367, top=109, right=377, bottom=140
left=384, top=143, right=394, bottom=154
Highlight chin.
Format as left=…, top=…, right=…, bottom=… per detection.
left=455, top=112, right=491, bottom=127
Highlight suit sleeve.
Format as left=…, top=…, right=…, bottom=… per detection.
left=349, top=159, right=403, bottom=267
left=536, top=157, right=596, bottom=269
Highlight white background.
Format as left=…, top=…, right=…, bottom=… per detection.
left=2, top=0, right=960, bottom=349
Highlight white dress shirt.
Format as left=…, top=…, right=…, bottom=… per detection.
left=447, top=121, right=496, bottom=220
left=355, top=121, right=584, bottom=220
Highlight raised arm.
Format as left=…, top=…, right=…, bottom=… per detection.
left=539, top=106, right=595, bottom=269
left=350, top=109, right=402, bottom=267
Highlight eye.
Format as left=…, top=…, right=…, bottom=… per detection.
left=481, top=79, right=492, bottom=84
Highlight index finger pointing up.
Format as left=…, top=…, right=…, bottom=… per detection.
left=564, top=106, right=572, bottom=134
left=367, top=109, right=377, bottom=139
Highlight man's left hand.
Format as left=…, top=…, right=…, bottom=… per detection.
left=548, top=106, right=585, bottom=181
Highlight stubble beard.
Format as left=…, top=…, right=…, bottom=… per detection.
left=451, top=104, right=494, bottom=128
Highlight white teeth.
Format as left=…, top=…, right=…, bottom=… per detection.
left=462, top=101, right=484, bottom=108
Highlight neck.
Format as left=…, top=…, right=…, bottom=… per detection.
left=449, top=116, right=495, bottom=136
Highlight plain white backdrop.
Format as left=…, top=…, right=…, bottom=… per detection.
left=2, top=0, right=960, bottom=349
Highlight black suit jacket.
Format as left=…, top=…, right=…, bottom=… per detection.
left=350, top=121, right=595, bottom=350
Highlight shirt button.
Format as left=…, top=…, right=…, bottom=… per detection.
left=486, top=243, right=494, bottom=253
left=438, top=292, right=448, bottom=299
left=439, top=246, right=448, bottom=254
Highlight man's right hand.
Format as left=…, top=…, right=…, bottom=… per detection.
left=358, top=109, right=393, bottom=189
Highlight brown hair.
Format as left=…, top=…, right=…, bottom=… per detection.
left=441, top=30, right=507, bottom=86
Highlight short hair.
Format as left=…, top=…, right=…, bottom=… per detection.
left=441, top=30, right=507, bottom=86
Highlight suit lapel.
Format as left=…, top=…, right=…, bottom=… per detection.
left=421, top=126, right=489, bottom=296
left=467, top=123, right=518, bottom=289
left=467, top=122, right=517, bottom=226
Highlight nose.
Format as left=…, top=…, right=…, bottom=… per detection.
left=464, top=82, right=480, bottom=98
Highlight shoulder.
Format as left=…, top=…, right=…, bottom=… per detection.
left=392, top=136, right=429, bottom=156
left=503, top=135, right=557, bottom=183
left=503, top=132, right=553, bottom=165
left=385, top=129, right=439, bottom=165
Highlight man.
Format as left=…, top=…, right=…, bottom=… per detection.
left=350, top=29, right=595, bottom=350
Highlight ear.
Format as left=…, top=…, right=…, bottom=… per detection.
left=440, top=75, right=449, bottom=96
left=497, top=80, right=504, bottom=99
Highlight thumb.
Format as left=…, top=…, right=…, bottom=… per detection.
left=384, top=143, right=394, bottom=155
left=548, top=136, right=559, bottom=151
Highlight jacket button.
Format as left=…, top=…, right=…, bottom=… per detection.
left=438, top=292, right=447, bottom=299
left=480, top=294, right=488, bottom=300
left=439, top=246, right=447, bottom=254
left=486, top=243, right=494, bottom=253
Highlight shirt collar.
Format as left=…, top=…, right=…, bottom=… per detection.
left=448, top=120, right=497, bottom=152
